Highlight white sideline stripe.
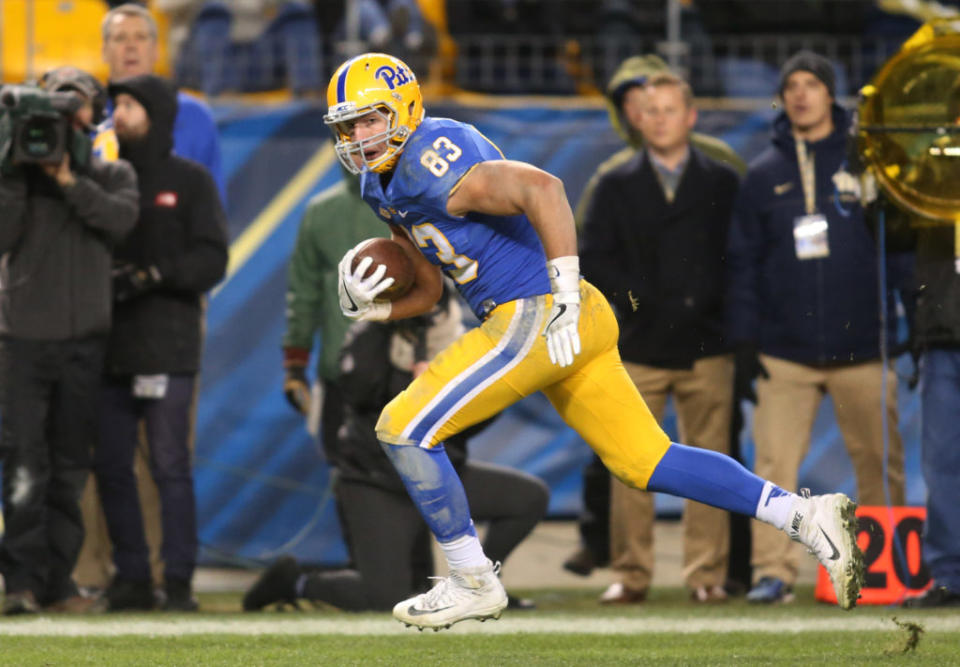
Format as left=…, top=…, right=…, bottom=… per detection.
left=1, top=615, right=959, bottom=637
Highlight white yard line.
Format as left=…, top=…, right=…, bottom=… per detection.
left=1, top=615, right=958, bottom=637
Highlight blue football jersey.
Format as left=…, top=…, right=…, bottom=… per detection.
left=359, top=116, right=551, bottom=319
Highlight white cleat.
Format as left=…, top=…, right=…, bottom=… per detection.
left=393, top=560, right=508, bottom=630
left=787, top=490, right=865, bottom=610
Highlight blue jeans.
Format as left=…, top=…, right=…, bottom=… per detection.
left=94, top=375, right=198, bottom=584
left=920, top=348, right=960, bottom=591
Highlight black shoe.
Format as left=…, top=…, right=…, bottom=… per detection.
left=162, top=578, right=198, bottom=612
left=243, top=556, right=302, bottom=611
left=2, top=590, right=39, bottom=616
left=902, top=586, right=960, bottom=608
left=507, top=594, right=536, bottom=610
left=103, top=579, right=155, bottom=611
left=562, top=546, right=596, bottom=577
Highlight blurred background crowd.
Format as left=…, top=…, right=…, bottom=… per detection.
left=2, top=0, right=953, bottom=98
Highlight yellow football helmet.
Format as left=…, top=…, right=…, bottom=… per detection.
left=323, top=52, right=425, bottom=174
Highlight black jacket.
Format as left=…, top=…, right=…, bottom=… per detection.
left=726, top=106, right=897, bottom=364
left=913, top=225, right=960, bottom=349
left=0, top=159, right=138, bottom=340
left=105, top=75, right=228, bottom=375
left=580, top=146, right=739, bottom=368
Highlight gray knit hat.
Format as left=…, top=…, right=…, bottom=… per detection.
left=779, top=50, right=836, bottom=98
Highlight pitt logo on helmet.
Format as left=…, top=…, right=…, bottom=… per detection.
left=323, top=53, right=424, bottom=175
left=375, top=64, right=411, bottom=90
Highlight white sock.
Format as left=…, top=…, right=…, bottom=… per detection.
left=439, top=530, right=488, bottom=571
left=754, top=481, right=801, bottom=530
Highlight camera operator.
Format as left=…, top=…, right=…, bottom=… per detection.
left=93, top=74, right=227, bottom=612
left=0, top=69, right=138, bottom=616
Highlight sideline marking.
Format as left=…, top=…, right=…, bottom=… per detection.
left=215, top=141, right=336, bottom=295
left=2, top=615, right=959, bottom=637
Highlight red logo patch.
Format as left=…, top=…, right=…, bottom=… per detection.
left=155, top=191, right=178, bottom=207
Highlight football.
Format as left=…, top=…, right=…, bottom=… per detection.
left=350, top=238, right=415, bottom=301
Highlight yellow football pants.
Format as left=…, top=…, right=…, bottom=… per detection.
left=376, top=280, right=671, bottom=489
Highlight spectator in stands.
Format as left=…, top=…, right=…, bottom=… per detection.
left=315, top=0, right=429, bottom=54
left=76, top=1, right=227, bottom=596
left=0, top=68, right=138, bottom=615
left=171, top=1, right=431, bottom=97
left=94, top=75, right=227, bottom=611
left=244, top=285, right=549, bottom=612
left=581, top=72, right=740, bottom=605
left=727, top=50, right=904, bottom=604
left=565, top=54, right=745, bottom=582
left=224, top=1, right=322, bottom=95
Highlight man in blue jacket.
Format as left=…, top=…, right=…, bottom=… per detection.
left=94, top=3, right=225, bottom=203
left=727, top=51, right=905, bottom=604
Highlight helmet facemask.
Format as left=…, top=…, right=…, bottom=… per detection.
left=324, top=101, right=411, bottom=174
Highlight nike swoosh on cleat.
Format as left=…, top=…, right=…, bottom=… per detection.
left=545, top=304, right=567, bottom=329
left=407, top=604, right=454, bottom=616
left=818, top=526, right=841, bottom=560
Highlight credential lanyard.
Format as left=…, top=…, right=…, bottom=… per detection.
left=796, top=138, right=817, bottom=215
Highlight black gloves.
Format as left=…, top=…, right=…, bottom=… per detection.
left=113, top=264, right=162, bottom=302
left=733, top=343, right=769, bottom=404
left=283, top=347, right=310, bottom=415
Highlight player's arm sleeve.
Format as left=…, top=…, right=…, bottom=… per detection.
left=725, top=172, right=764, bottom=345
left=283, top=204, right=327, bottom=351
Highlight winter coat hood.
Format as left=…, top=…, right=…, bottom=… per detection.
left=109, top=74, right=178, bottom=164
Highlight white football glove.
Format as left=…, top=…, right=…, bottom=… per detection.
left=338, top=246, right=394, bottom=321
left=543, top=256, right=582, bottom=367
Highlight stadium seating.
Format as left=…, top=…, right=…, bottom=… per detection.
left=1, top=0, right=172, bottom=84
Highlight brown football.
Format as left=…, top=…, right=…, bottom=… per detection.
left=350, top=238, right=415, bottom=301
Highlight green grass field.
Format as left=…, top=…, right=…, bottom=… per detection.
left=2, top=586, right=959, bottom=665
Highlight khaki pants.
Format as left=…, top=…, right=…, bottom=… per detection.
left=610, top=355, right=734, bottom=590
left=751, top=355, right=905, bottom=585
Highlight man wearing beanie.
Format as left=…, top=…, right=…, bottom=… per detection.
left=726, top=50, right=905, bottom=603
left=94, top=74, right=227, bottom=611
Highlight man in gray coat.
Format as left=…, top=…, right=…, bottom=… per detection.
left=0, top=70, right=138, bottom=615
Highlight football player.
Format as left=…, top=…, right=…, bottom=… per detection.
left=325, top=53, right=864, bottom=629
